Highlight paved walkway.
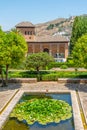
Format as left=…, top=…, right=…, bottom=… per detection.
left=0, top=82, right=87, bottom=129
left=51, top=68, right=87, bottom=71
left=0, top=89, right=18, bottom=113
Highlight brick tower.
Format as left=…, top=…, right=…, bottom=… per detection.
left=16, top=21, right=35, bottom=42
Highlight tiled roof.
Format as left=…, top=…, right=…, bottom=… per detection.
left=16, top=22, right=35, bottom=27
left=26, top=35, right=68, bottom=42
left=35, top=35, right=68, bottom=42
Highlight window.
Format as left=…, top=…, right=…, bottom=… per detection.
left=28, top=31, right=32, bottom=35
left=28, top=31, right=30, bottom=35
left=59, top=53, right=64, bottom=58
left=29, top=37, right=31, bottom=39
left=30, top=31, right=32, bottom=35
left=25, top=31, right=27, bottom=35
left=25, top=31, right=33, bottom=35
left=54, top=53, right=64, bottom=58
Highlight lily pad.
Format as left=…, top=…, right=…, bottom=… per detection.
left=10, top=98, right=72, bottom=125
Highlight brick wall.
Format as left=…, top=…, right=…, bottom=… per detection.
left=27, top=42, right=68, bottom=58
left=16, top=27, right=35, bottom=41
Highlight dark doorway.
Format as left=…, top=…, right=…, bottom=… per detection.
left=43, top=48, right=49, bottom=53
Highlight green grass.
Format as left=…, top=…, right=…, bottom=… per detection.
left=8, top=70, right=87, bottom=81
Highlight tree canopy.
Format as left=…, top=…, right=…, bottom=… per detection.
left=72, top=34, right=87, bottom=68
left=25, top=52, right=54, bottom=72
left=0, top=29, right=27, bottom=86
left=70, top=16, right=87, bottom=53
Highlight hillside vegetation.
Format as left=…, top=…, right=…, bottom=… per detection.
left=35, top=16, right=75, bottom=39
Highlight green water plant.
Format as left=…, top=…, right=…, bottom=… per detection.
left=10, top=98, right=72, bottom=125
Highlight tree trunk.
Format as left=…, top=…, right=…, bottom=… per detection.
left=0, top=66, right=5, bottom=87
left=1, top=68, right=4, bottom=87
left=5, top=64, right=9, bottom=86
left=36, top=67, right=39, bottom=73
left=36, top=67, right=40, bottom=81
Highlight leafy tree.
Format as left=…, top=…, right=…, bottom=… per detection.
left=70, top=16, right=87, bottom=53
left=72, top=34, right=87, bottom=68
left=0, top=30, right=27, bottom=86
left=0, top=27, right=6, bottom=86
left=11, top=28, right=21, bottom=34
left=0, top=65, right=4, bottom=86
left=25, top=52, right=54, bottom=72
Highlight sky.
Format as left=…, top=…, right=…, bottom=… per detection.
left=0, top=0, right=87, bottom=31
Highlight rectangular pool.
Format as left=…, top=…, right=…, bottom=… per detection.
left=2, top=93, right=74, bottom=130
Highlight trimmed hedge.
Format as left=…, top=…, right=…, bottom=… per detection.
left=42, top=74, right=59, bottom=81
left=8, top=70, right=87, bottom=81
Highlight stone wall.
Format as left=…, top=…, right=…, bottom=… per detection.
left=58, top=78, right=87, bottom=83
left=0, top=78, right=37, bottom=83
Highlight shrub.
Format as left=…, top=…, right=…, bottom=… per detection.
left=46, top=24, right=54, bottom=30
left=42, top=73, right=58, bottom=81
left=60, top=65, right=68, bottom=69
left=47, top=62, right=66, bottom=69
left=66, top=57, right=75, bottom=67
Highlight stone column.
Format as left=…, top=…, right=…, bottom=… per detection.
left=49, top=43, right=52, bottom=56
left=32, top=44, right=35, bottom=53
left=57, top=43, right=59, bottom=53
left=65, top=43, right=68, bottom=58
left=56, top=43, right=59, bottom=58
left=40, top=43, right=43, bottom=52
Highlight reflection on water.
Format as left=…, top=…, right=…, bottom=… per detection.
left=3, top=117, right=74, bottom=130
left=29, top=118, right=74, bottom=130
left=2, top=93, right=74, bottom=130
left=2, top=118, right=29, bottom=130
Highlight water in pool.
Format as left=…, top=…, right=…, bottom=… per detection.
left=2, top=93, right=74, bottom=130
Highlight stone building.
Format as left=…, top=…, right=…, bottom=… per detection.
left=16, top=22, right=69, bottom=62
